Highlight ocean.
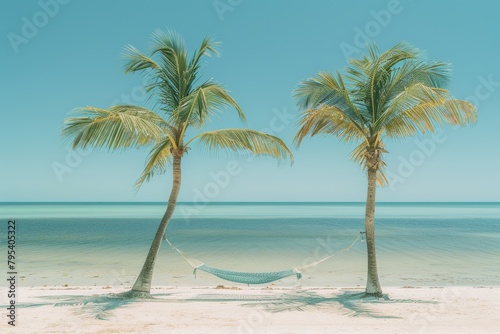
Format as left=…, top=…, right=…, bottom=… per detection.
left=2, top=202, right=499, bottom=288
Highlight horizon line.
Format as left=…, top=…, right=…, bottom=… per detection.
left=1, top=201, right=499, bottom=204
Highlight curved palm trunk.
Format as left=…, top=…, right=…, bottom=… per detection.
left=364, top=168, right=383, bottom=296
left=130, top=152, right=182, bottom=296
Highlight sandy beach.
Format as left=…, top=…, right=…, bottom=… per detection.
left=2, top=0, right=499, bottom=332
left=2, top=285, right=499, bottom=333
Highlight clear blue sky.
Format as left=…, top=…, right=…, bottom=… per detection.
left=1, top=0, right=499, bottom=202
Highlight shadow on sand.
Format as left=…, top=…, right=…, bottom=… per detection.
left=16, top=288, right=436, bottom=320
left=18, top=292, right=170, bottom=320
left=185, top=289, right=437, bottom=319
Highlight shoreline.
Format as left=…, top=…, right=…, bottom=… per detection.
left=2, top=285, right=499, bottom=333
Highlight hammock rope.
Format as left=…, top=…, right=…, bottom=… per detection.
left=163, top=232, right=363, bottom=285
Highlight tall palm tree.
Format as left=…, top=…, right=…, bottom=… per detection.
left=63, top=30, right=293, bottom=298
left=293, top=42, right=477, bottom=296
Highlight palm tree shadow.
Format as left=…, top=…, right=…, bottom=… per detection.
left=14, top=289, right=437, bottom=320
left=18, top=292, right=170, bottom=320
left=242, top=289, right=436, bottom=318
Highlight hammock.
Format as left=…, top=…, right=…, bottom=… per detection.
left=195, top=265, right=301, bottom=284
left=163, top=232, right=363, bottom=285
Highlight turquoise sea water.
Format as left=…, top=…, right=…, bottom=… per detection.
left=1, top=202, right=499, bottom=288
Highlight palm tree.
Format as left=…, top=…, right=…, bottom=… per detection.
left=63, top=30, right=293, bottom=298
left=293, top=42, right=477, bottom=296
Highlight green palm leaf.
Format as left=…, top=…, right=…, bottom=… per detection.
left=294, top=71, right=368, bottom=127
left=295, top=41, right=477, bottom=176
left=135, top=135, right=174, bottom=189
left=294, top=106, right=367, bottom=146
left=187, top=129, right=293, bottom=163
left=62, top=105, right=166, bottom=150
left=376, top=83, right=476, bottom=137
left=171, top=82, right=245, bottom=129
left=123, top=45, right=160, bottom=73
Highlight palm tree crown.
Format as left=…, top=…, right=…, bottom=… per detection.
left=294, top=42, right=476, bottom=183
left=63, top=30, right=292, bottom=186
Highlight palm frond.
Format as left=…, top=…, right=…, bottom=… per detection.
left=145, top=29, right=190, bottom=112
left=151, top=29, right=188, bottom=59
left=125, top=30, right=230, bottom=121
left=294, top=71, right=368, bottom=127
left=189, top=36, right=221, bottom=72
left=346, top=41, right=420, bottom=122
left=135, top=135, right=173, bottom=189
left=62, top=105, right=166, bottom=150
left=377, top=61, right=451, bottom=112
left=187, top=129, right=293, bottom=163
left=376, top=83, right=477, bottom=137
left=122, top=45, right=160, bottom=73
left=172, top=82, right=245, bottom=131
left=294, top=106, right=367, bottom=146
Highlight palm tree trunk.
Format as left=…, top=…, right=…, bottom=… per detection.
left=364, top=167, right=383, bottom=296
left=129, top=152, right=182, bottom=296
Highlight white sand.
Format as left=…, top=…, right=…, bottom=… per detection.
left=1, top=286, right=499, bottom=333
